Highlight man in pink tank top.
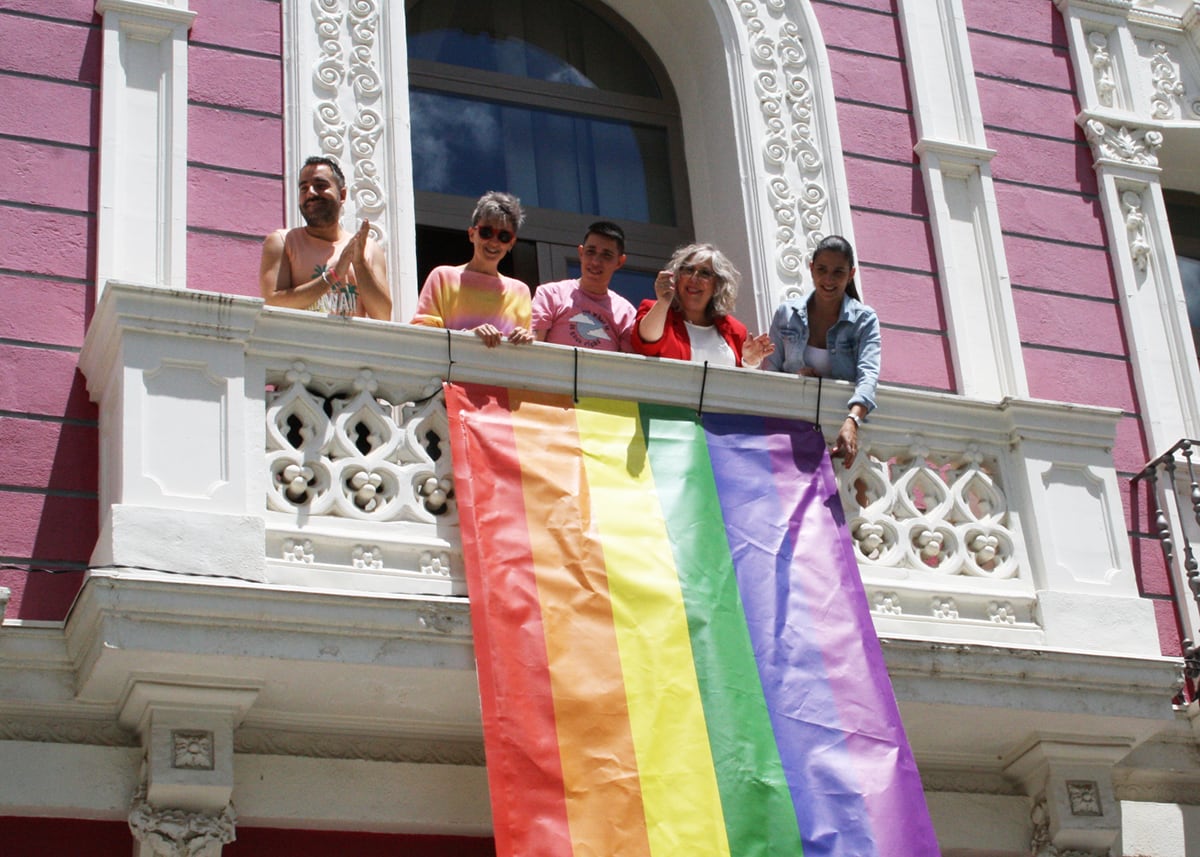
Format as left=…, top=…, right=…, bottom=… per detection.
left=259, top=156, right=391, bottom=320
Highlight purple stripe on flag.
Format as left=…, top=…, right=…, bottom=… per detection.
left=762, top=419, right=939, bottom=857
left=703, top=412, right=879, bottom=857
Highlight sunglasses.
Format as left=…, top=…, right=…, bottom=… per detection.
left=476, top=224, right=515, bottom=244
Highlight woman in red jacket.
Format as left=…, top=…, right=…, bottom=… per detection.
left=632, top=243, right=772, bottom=368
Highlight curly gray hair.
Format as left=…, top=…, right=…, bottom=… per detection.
left=471, top=191, right=525, bottom=231
left=667, top=243, right=739, bottom=318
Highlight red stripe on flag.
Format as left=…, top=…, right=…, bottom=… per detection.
left=445, top=384, right=572, bottom=856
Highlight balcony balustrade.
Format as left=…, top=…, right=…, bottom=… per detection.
left=79, top=281, right=1166, bottom=660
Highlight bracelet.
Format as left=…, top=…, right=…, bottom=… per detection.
left=845, top=412, right=862, bottom=427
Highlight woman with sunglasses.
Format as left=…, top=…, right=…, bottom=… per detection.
left=632, top=243, right=773, bottom=368
left=411, top=191, right=535, bottom=347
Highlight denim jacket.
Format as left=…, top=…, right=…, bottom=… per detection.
left=763, top=293, right=881, bottom=412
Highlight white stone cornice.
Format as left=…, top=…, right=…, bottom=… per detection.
left=912, top=138, right=998, bottom=166
left=1055, top=0, right=1135, bottom=17
left=94, top=0, right=196, bottom=27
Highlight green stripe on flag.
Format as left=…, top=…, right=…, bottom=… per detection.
left=640, top=403, right=805, bottom=857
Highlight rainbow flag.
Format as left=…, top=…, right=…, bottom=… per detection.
left=446, top=383, right=938, bottom=857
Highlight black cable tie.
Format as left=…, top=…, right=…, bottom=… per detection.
left=573, top=347, right=580, bottom=404
left=814, top=375, right=823, bottom=433
left=446, top=328, right=454, bottom=385
left=697, top=360, right=710, bottom=417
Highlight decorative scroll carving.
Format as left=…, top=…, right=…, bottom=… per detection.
left=736, top=1, right=831, bottom=295
left=1121, top=189, right=1152, bottom=271
left=1086, top=31, right=1116, bottom=107
left=1149, top=41, right=1185, bottom=120
left=1083, top=118, right=1162, bottom=167
left=840, top=439, right=1020, bottom=580
left=266, top=363, right=455, bottom=524
left=128, top=787, right=237, bottom=857
left=310, top=0, right=388, bottom=244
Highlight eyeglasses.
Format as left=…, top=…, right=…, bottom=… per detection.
left=678, top=263, right=716, bottom=282
left=476, top=224, right=515, bottom=244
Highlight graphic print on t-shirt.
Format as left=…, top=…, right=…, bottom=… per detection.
left=307, top=264, right=359, bottom=317
left=567, top=311, right=615, bottom=347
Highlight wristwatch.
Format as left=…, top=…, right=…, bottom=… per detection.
left=845, top=412, right=862, bottom=427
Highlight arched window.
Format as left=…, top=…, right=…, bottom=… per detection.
left=406, top=0, right=691, bottom=304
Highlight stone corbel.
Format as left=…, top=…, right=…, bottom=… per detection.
left=119, top=681, right=259, bottom=856
left=1081, top=115, right=1163, bottom=170
left=1005, top=738, right=1131, bottom=856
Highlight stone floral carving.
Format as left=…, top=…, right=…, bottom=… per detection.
left=1083, top=118, right=1162, bottom=168
left=873, top=591, right=903, bottom=615
left=282, top=538, right=315, bottom=563
left=988, top=600, right=1017, bottom=624
left=351, top=544, right=384, bottom=569
left=128, top=787, right=236, bottom=857
left=266, top=363, right=455, bottom=524
left=1149, top=41, right=1184, bottom=120
left=931, top=597, right=959, bottom=620
left=1066, top=780, right=1103, bottom=816
left=840, top=439, right=1019, bottom=579
left=419, top=551, right=452, bottom=578
left=1087, top=31, right=1116, bottom=108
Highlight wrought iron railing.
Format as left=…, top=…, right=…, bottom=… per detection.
left=1132, top=439, right=1200, bottom=702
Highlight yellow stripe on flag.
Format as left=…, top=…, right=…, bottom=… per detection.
left=575, top=398, right=731, bottom=857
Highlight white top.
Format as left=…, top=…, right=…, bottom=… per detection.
left=685, top=321, right=736, bottom=367
left=804, top=344, right=832, bottom=376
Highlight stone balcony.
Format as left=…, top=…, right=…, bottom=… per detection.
left=25, top=279, right=1186, bottom=844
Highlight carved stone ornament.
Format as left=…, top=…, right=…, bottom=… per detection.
left=128, top=787, right=237, bottom=857
left=1087, top=31, right=1116, bottom=108
left=1149, top=41, right=1185, bottom=120
left=1066, top=780, right=1104, bottom=816
left=1121, top=189, right=1152, bottom=271
left=266, top=362, right=456, bottom=524
left=1029, top=793, right=1107, bottom=857
left=736, top=0, right=834, bottom=292
left=311, top=0, right=387, bottom=243
left=171, top=730, right=215, bottom=771
left=842, top=437, right=1020, bottom=581
left=1083, top=118, right=1162, bottom=168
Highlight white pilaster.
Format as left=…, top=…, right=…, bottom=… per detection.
left=94, top=0, right=195, bottom=296
left=281, top=0, right=414, bottom=320
left=1057, top=0, right=1200, bottom=455
left=897, top=0, right=1028, bottom=400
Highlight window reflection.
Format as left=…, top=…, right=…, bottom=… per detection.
left=410, top=89, right=676, bottom=226
left=407, top=0, right=661, bottom=97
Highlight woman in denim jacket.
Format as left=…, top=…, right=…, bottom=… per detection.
left=763, top=235, right=880, bottom=468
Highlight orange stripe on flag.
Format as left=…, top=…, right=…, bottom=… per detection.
left=508, top=389, right=653, bottom=857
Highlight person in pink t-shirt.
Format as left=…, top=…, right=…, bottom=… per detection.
left=259, top=155, right=392, bottom=320
left=532, top=221, right=636, bottom=352
left=410, top=192, right=534, bottom=348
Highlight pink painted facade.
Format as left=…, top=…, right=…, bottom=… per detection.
left=3, top=0, right=1199, bottom=852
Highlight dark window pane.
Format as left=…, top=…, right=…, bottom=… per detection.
left=1179, top=255, right=1200, bottom=356
left=407, top=0, right=661, bottom=98
left=410, top=89, right=676, bottom=226
left=565, top=259, right=657, bottom=307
